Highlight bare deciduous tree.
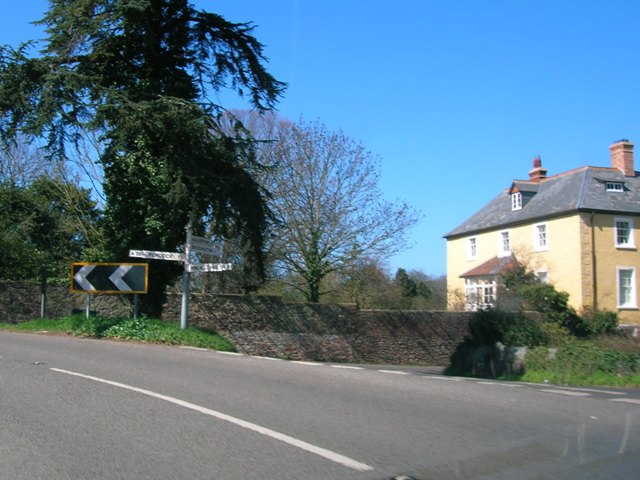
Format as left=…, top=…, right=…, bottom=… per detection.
left=225, top=111, right=420, bottom=302
left=0, top=135, right=54, bottom=186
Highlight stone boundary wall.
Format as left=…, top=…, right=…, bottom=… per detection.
left=0, top=281, right=471, bottom=366
left=162, top=294, right=472, bottom=365
left=0, top=281, right=134, bottom=322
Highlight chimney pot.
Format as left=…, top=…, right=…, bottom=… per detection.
left=528, top=156, right=547, bottom=183
left=610, top=140, right=635, bottom=177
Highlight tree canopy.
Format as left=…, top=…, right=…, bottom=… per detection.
left=0, top=177, right=101, bottom=281
left=221, top=111, right=420, bottom=302
left=0, top=0, right=285, bottom=313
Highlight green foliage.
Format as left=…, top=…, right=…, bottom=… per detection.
left=581, top=308, right=620, bottom=336
left=518, top=283, right=591, bottom=337
left=394, top=268, right=431, bottom=306
left=1, top=315, right=235, bottom=351
left=501, top=262, right=538, bottom=290
left=0, top=177, right=101, bottom=281
left=524, top=338, right=640, bottom=385
left=70, top=314, right=121, bottom=337
left=500, top=261, right=592, bottom=337
left=0, top=1, right=286, bottom=315
left=0, top=317, right=75, bottom=332
left=467, top=309, right=548, bottom=348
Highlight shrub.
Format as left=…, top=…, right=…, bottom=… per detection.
left=581, top=308, right=620, bottom=336
left=468, top=309, right=547, bottom=347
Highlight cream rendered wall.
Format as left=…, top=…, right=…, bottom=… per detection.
left=446, top=214, right=586, bottom=311
left=592, top=213, right=640, bottom=325
left=519, top=215, right=586, bottom=311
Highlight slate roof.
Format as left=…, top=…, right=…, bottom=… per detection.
left=445, top=166, right=640, bottom=239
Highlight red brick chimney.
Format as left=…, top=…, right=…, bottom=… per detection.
left=610, top=139, right=635, bottom=177
left=528, top=156, right=547, bottom=183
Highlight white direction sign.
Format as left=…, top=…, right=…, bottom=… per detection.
left=189, top=235, right=217, bottom=255
left=129, top=249, right=185, bottom=261
left=188, top=263, right=233, bottom=273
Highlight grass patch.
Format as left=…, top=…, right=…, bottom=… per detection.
left=0, top=315, right=235, bottom=352
left=0, top=317, right=75, bottom=332
left=521, top=337, right=640, bottom=387
left=520, top=370, right=640, bottom=388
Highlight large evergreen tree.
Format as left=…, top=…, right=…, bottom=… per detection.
left=0, top=1, right=285, bottom=314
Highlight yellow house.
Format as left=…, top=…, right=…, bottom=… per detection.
left=445, top=140, right=640, bottom=328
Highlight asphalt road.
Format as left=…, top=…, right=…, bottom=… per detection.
left=1, top=332, right=639, bottom=480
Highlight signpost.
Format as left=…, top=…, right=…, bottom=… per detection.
left=129, top=250, right=185, bottom=261
left=128, top=226, right=232, bottom=329
left=188, top=262, right=233, bottom=273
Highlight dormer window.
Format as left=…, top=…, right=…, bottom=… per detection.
left=606, top=182, right=624, bottom=192
left=511, top=192, right=522, bottom=211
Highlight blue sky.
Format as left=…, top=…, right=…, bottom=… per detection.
left=2, top=1, right=640, bottom=276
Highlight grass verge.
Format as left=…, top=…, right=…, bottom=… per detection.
left=0, top=315, right=236, bottom=352
left=520, top=336, right=640, bottom=388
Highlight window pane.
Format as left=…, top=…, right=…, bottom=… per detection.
left=536, top=224, right=547, bottom=248
left=619, top=269, right=635, bottom=307
left=616, top=221, right=630, bottom=245
left=501, top=231, right=510, bottom=253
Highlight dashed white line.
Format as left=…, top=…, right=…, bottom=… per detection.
left=179, top=346, right=208, bottom=351
left=216, top=351, right=243, bottom=356
left=291, top=360, right=323, bottom=366
left=425, top=376, right=462, bottom=381
left=377, top=370, right=409, bottom=375
left=540, top=389, right=591, bottom=397
left=251, top=355, right=281, bottom=361
left=610, top=398, right=640, bottom=405
left=547, top=386, right=626, bottom=396
left=50, top=368, right=374, bottom=472
left=331, top=365, right=363, bottom=370
left=477, top=381, right=522, bottom=388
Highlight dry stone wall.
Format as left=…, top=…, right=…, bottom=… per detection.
left=1, top=282, right=471, bottom=366
left=0, top=281, right=133, bottom=322
left=162, top=294, right=471, bottom=365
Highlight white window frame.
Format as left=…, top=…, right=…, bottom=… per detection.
left=511, top=192, right=522, bottom=211
left=468, top=237, right=477, bottom=260
left=614, top=217, right=635, bottom=249
left=533, top=222, right=548, bottom=251
left=464, top=279, right=496, bottom=311
left=617, top=267, right=637, bottom=309
left=535, top=270, right=548, bottom=283
left=498, top=230, right=511, bottom=257
left=606, top=182, right=624, bottom=192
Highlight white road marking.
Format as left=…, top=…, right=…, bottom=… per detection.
left=377, top=370, right=409, bottom=375
left=216, top=351, right=243, bottom=356
left=291, top=361, right=323, bottom=366
left=179, top=346, right=208, bottom=351
left=331, top=365, right=363, bottom=370
left=610, top=398, right=640, bottom=405
left=50, top=368, right=374, bottom=472
left=540, top=389, right=591, bottom=397
left=251, top=356, right=281, bottom=361
left=547, top=386, right=626, bottom=396
left=424, top=376, right=462, bottom=381
left=477, top=381, right=521, bottom=388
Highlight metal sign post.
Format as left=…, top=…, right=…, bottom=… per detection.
left=180, top=227, right=192, bottom=330
left=129, top=227, right=233, bottom=330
